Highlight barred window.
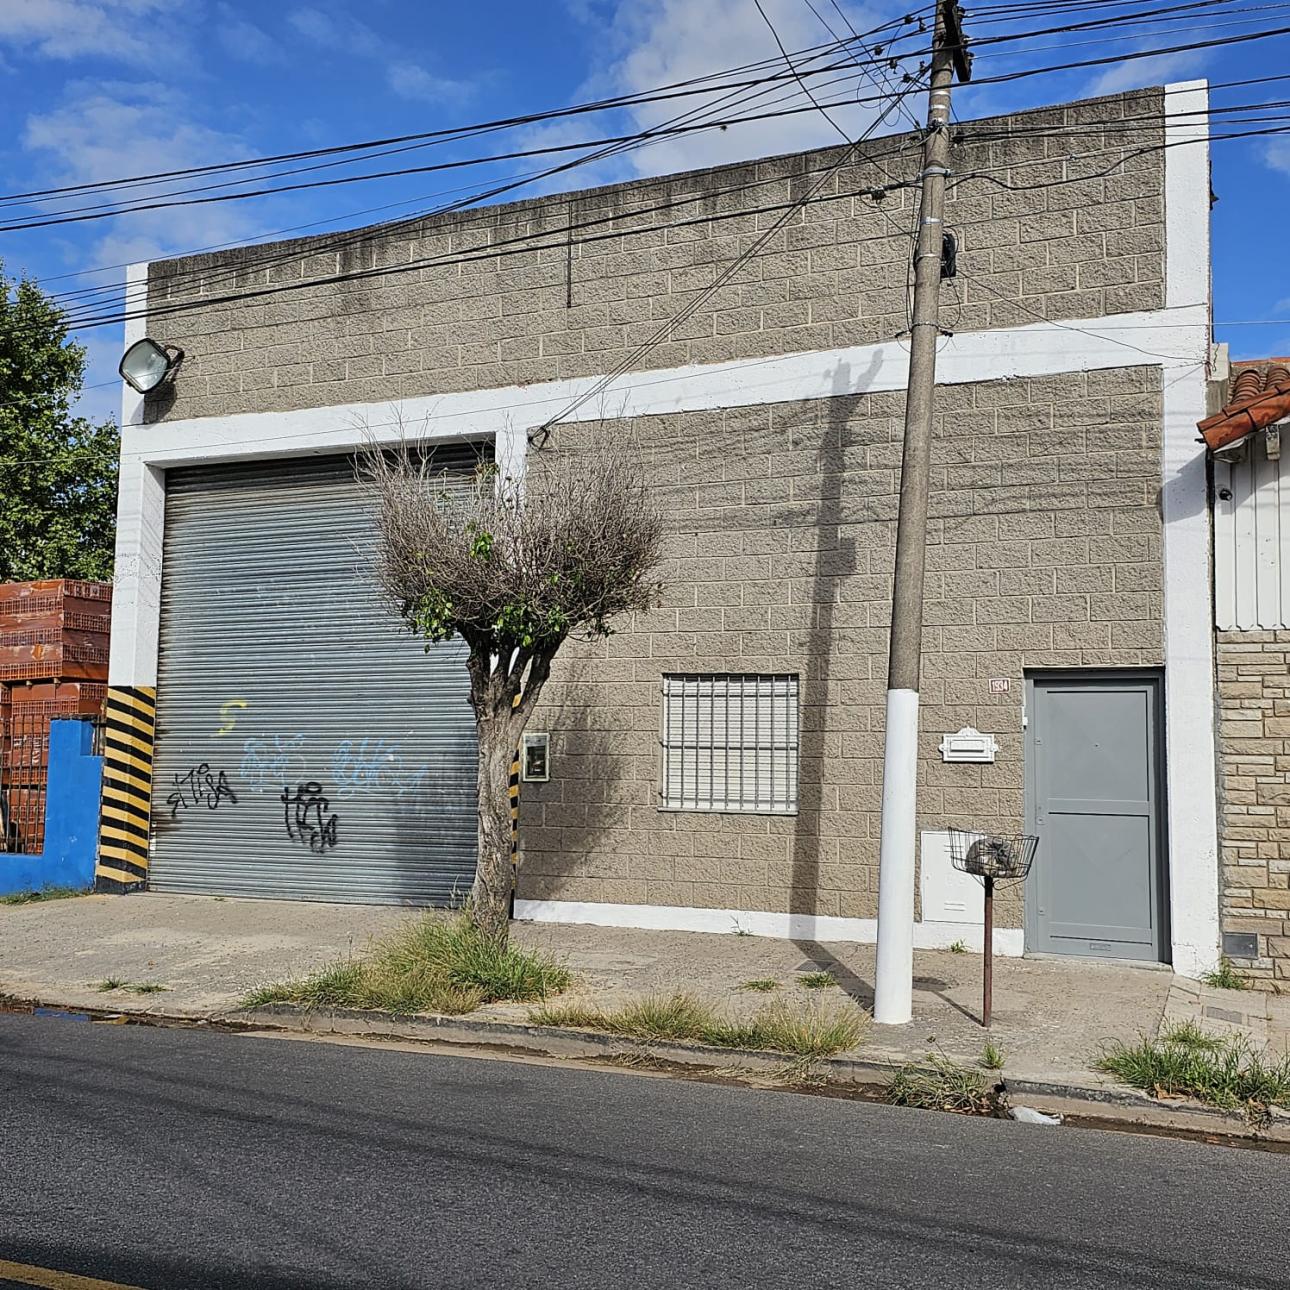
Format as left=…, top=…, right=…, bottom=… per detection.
left=660, top=674, right=799, bottom=814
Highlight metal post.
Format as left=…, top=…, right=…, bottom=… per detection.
left=874, top=1, right=969, bottom=1025
left=983, top=875, right=994, bottom=1028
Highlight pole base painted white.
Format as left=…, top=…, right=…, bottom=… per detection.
left=874, top=687, right=920, bottom=1025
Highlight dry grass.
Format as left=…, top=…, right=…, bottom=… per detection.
left=887, top=1053, right=1001, bottom=1115
left=797, top=971, right=836, bottom=990
left=531, top=991, right=866, bottom=1058
left=243, top=914, right=571, bottom=1016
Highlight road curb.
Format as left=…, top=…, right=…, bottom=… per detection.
left=6, top=990, right=1286, bottom=1146
left=226, top=1001, right=1290, bottom=1144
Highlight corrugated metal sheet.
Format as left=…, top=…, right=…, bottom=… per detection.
left=1214, top=433, right=1290, bottom=629
left=148, top=450, right=484, bottom=904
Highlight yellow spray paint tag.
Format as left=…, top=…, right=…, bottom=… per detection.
left=216, top=698, right=249, bottom=736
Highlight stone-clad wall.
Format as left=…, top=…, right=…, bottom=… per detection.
left=516, top=365, right=1164, bottom=921
left=145, top=90, right=1165, bottom=423
left=1216, top=633, right=1290, bottom=990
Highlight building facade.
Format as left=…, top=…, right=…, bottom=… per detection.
left=1202, top=357, right=1290, bottom=989
left=101, top=82, right=1220, bottom=975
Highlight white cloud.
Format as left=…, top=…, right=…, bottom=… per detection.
left=289, top=6, right=479, bottom=107
left=1086, top=49, right=1205, bottom=98
left=287, top=6, right=385, bottom=58
left=215, top=4, right=280, bottom=66
left=1264, top=139, right=1290, bottom=179
left=22, top=80, right=261, bottom=269
left=550, top=0, right=900, bottom=180
left=387, top=62, right=474, bottom=106
left=0, top=0, right=179, bottom=65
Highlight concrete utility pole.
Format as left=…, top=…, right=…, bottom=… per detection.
left=873, top=1, right=971, bottom=1026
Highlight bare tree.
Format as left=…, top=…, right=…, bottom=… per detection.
left=363, top=433, right=663, bottom=941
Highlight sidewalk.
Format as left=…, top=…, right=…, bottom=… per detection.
left=1, top=891, right=1178, bottom=1087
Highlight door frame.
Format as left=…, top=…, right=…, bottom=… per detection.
left=1023, top=669, right=1171, bottom=963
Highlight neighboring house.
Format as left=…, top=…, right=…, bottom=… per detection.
left=100, top=81, right=1221, bottom=977
left=1201, top=357, right=1290, bottom=989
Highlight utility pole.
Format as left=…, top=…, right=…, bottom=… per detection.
left=873, top=1, right=971, bottom=1026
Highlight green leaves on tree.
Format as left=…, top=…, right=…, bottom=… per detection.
left=0, top=262, right=119, bottom=582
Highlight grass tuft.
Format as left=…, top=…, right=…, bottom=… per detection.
left=740, top=978, right=780, bottom=992
left=95, top=978, right=169, bottom=995
left=1200, top=956, right=1250, bottom=992
left=1095, top=1023, right=1290, bottom=1118
left=980, top=1040, right=1005, bottom=1071
left=1, top=886, right=89, bottom=907
left=797, top=971, right=836, bottom=990
left=531, top=991, right=865, bottom=1058
left=242, top=913, right=571, bottom=1017
left=887, top=1053, right=1000, bottom=1115
left=948, top=940, right=968, bottom=954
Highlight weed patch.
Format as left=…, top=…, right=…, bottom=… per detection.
left=980, top=1041, right=1005, bottom=1071
left=1200, top=957, right=1250, bottom=992
left=95, top=979, right=170, bottom=995
left=1095, top=1023, right=1290, bottom=1119
left=243, top=914, right=570, bottom=1016
left=531, top=991, right=865, bottom=1058
left=948, top=940, right=967, bottom=954
left=797, top=971, right=836, bottom=990
left=887, top=1053, right=1000, bottom=1115
left=2, top=886, right=89, bottom=907
left=741, top=979, right=780, bottom=992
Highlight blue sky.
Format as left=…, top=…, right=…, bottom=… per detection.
left=1, top=0, right=1288, bottom=424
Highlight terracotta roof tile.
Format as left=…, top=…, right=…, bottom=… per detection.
left=1198, top=358, right=1290, bottom=451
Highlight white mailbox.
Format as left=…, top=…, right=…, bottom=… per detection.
left=938, top=727, right=998, bottom=764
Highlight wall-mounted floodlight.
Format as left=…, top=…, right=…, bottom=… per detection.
left=119, top=337, right=183, bottom=394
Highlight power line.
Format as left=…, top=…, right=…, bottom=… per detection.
left=28, top=65, right=1290, bottom=312
left=27, top=109, right=1254, bottom=338
left=0, top=23, right=919, bottom=209
left=528, top=73, right=931, bottom=443
left=0, top=77, right=901, bottom=236
left=37, top=35, right=931, bottom=320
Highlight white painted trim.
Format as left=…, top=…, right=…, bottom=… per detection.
left=1161, top=81, right=1221, bottom=976
left=1164, top=81, right=1210, bottom=313
left=118, top=305, right=1208, bottom=474
left=874, top=687, right=920, bottom=1025
left=513, top=898, right=1025, bottom=955
left=109, top=262, right=162, bottom=687
left=120, top=261, right=148, bottom=429
left=107, top=464, right=165, bottom=686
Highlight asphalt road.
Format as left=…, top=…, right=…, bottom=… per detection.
left=0, top=1013, right=1285, bottom=1290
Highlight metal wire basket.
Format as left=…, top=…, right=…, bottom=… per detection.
left=947, top=828, right=1037, bottom=883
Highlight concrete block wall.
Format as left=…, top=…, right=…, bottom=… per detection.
left=1216, top=632, right=1290, bottom=990
left=517, top=364, right=1165, bottom=921
left=145, top=90, right=1166, bottom=423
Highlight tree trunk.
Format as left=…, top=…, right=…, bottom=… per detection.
left=470, top=725, right=516, bottom=942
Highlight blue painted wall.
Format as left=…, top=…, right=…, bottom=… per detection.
left=0, top=720, right=104, bottom=896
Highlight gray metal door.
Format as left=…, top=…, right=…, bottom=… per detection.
left=1025, top=674, right=1167, bottom=962
left=148, top=451, right=481, bottom=904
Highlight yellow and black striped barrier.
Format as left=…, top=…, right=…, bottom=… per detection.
left=95, top=686, right=156, bottom=891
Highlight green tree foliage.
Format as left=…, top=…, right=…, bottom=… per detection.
left=0, top=262, right=119, bottom=582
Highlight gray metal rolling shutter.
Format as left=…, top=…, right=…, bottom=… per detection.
left=149, top=450, right=483, bottom=904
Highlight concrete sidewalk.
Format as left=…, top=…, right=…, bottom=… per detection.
left=0, top=891, right=1183, bottom=1088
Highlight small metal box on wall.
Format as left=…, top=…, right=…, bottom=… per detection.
left=938, top=727, right=998, bottom=763
left=522, top=732, right=550, bottom=783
